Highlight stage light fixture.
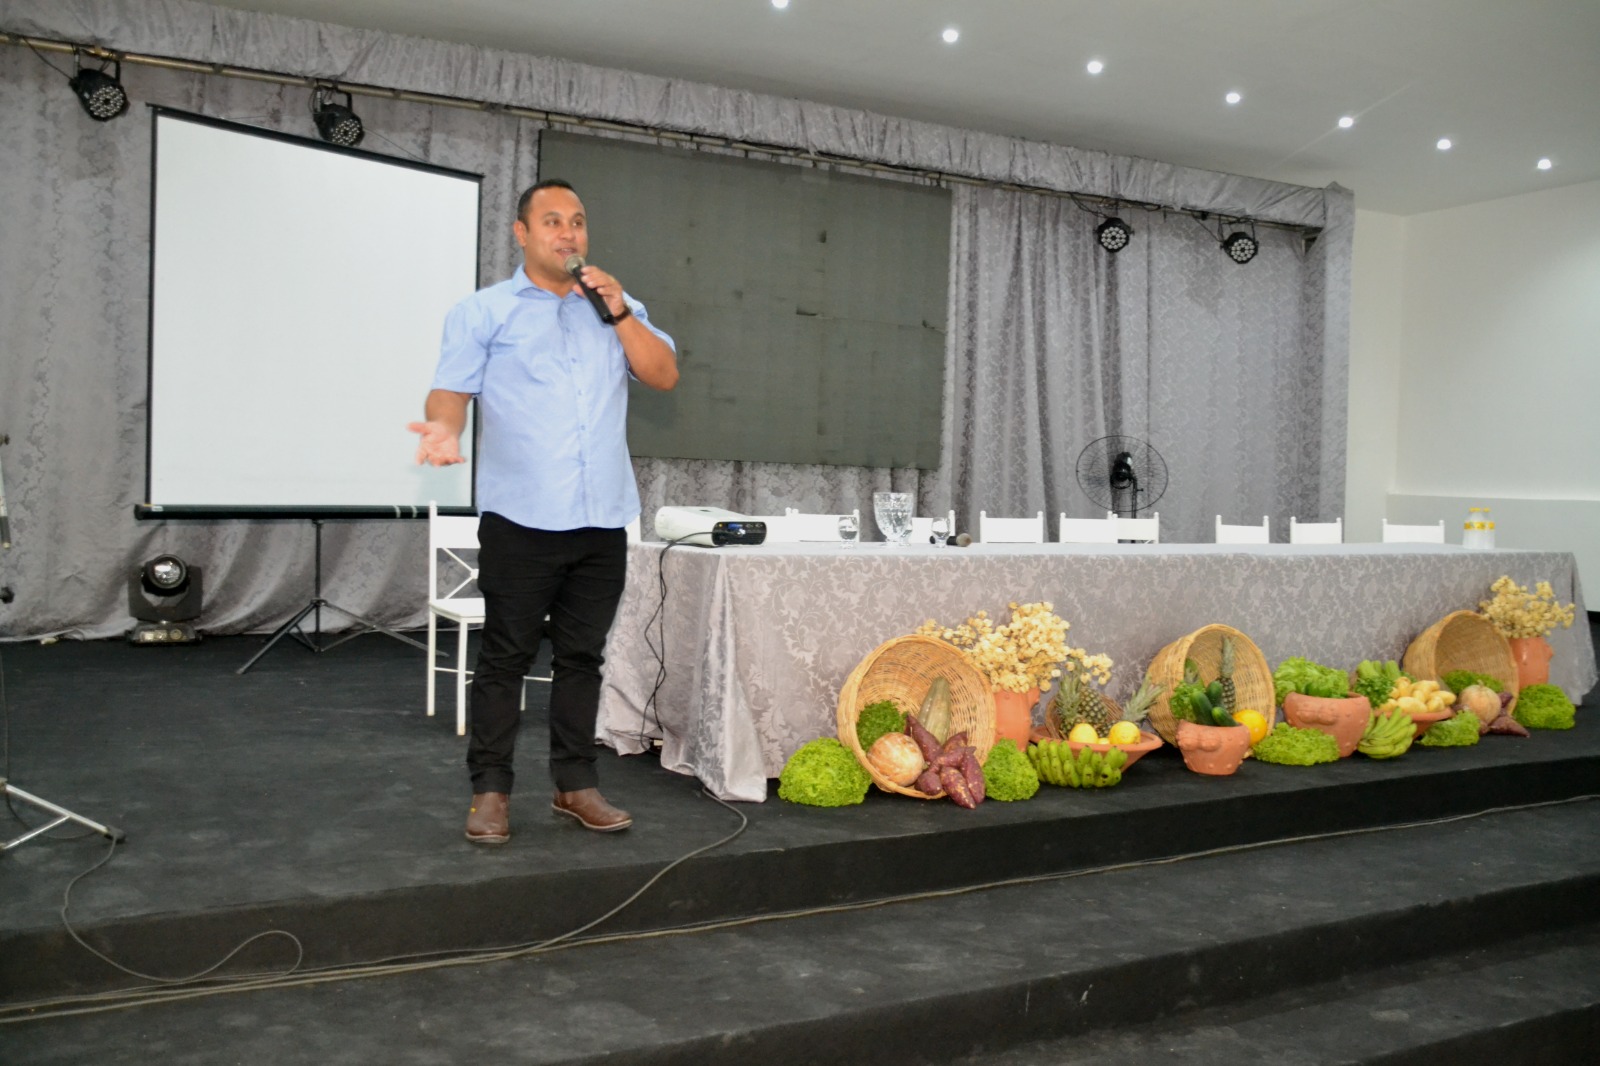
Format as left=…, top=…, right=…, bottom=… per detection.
left=1222, top=229, right=1259, bottom=264
left=69, top=53, right=129, bottom=122
left=127, top=553, right=205, bottom=644
left=311, top=87, right=364, bottom=147
left=1096, top=217, right=1132, bottom=253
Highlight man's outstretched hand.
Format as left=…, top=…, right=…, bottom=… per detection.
left=409, top=421, right=465, bottom=466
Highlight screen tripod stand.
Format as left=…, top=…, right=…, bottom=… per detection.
left=237, top=518, right=428, bottom=675
left=2, top=779, right=124, bottom=853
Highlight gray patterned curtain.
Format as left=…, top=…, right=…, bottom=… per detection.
left=0, top=0, right=1350, bottom=639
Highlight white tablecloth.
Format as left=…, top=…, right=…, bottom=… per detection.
left=597, top=542, right=1593, bottom=801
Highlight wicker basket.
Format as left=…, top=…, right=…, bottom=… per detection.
left=836, top=634, right=995, bottom=798
left=1145, top=624, right=1276, bottom=744
left=1402, top=610, right=1520, bottom=710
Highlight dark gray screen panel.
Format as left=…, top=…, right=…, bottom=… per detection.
left=538, top=132, right=949, bottom=469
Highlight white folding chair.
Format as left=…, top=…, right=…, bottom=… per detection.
left=978, top=510, right=1046, bottom=544
left=910, top=509, right=957, bottom=545
left=1056, top=511, right=1120, bottom=544
left=1289, top=516, right=1343, bottom=544
left=1382, top=518, right=1446, bottom=544
left=625, top=516, right=642, bottom=542
left=1215, top=515, right=1270, bottom=544
left=426, top=503, right=540, bottom=737
left=782, top=507, right=861, bottom=542
left=1116, top=511, right=1160, bottom=543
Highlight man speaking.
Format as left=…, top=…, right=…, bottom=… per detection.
left=410, top=178, right=678, bottom=845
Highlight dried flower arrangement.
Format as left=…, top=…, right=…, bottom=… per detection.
left=916, top=601, right=1111, bottom=694
left=1479, top=576, right=1577, bottom=640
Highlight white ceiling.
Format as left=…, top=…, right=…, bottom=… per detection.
left=206, top=0, right=1600, bottom=215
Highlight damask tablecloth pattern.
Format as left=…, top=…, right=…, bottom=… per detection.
left=598, top=543, right=1593, bottom=801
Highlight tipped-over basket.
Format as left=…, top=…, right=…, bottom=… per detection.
left=837, top=634, right=995, bottom=798
left=1145, top=624, right=1275, bottom=744
left=1402, top=609, right=1520, bottom=711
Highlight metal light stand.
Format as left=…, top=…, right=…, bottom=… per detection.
left=2, top=779, right=124, bottom=853
left=236, top=518, right=428, bottom=675
left=0, top=433, right=123, bottom=853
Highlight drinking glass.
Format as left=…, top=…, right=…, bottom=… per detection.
left=872, top=491, right=913, bottom=546
left=929, top=515, right=950, bottom=547
left=836, top=513, right=859, bottom=548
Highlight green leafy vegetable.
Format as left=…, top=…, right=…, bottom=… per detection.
left=778, top=738, right=872, bottom=806
left=1168, top=681, right=1208, bottom=724
left=1353, top=660, right=1410, bottom=710
left=1273, top=657, right=1351, bottom=705
left=1441, top=669, right=1506, bottom=695
left=855, top=699, right=906, bottom=752
left=1251, top=723, right=1340, bottom=765
left=981, top=739, right=1041, bottom=801
left=1418, top=712, right=1482, bottom=748
left=1513, top=684, right=1576, bottom=730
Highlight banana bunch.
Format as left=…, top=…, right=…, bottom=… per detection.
left=1027, top=740, right=1127, bottom=788
left=1356, top=709, right=1418, bottom=759
left=1377, top=676, right=1455, bottom=718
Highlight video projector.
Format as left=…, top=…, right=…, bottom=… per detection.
left=654, top=506, right=767, bottom=547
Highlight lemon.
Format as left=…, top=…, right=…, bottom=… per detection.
left=1107, top=721, right=1143, bottom=745
left=1068, top=723, right=1101, bottom=744
left=1233, top=709, right=1269, bottom=745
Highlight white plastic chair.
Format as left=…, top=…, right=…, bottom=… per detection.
left=1116, top=511, right=1160, bottom=543
left=1289, top=516, right=1343, bottom=544
left=782, top=507, right=861, bottom=542
left=426, top=503, right=543, bottom=737
left=910, top=509, right=957, bottom=545
left=1215, top=515, right=1270, bottom=545
left=1382, top=518, right=1446, bottom=544
left=1057, top=511, right=1120, bottom=544
left=978, top=510, right=1046, bottom=544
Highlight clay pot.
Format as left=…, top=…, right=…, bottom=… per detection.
left=992, top=688, right=1040, bottom=752
left=1067, top=731, right=1164, bottom=770
left=1399, top=706, right=1455, bottom=736
left=1175, top=720, right=1252, bottom=776
left=1508, top=636, right=1553, bottom=688
left=1281, top=693, right=1371, bottom=757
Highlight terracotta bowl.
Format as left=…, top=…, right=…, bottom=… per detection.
left=1065, top=731, right=1165, bottom=770
left=1282, top=693, right=1371, bottom=757
left=1175, top=720, right=1252, bottom=776
left=1396, top=706, right=1455, bottom=736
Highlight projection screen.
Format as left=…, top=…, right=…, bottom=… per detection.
left=142, top=109, right=480, bottom=518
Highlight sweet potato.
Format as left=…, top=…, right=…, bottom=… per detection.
left=904, top=714, right=942, bottom=762
left=1487, top=713, right=1531, bottom=738
left=913, top=767, right=944, bottom=795
left=959, top=751, right=986, bottom=804
left=939, top=764, right=978, bottom=808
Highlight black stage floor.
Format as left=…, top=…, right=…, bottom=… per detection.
left=1, top=622, right=1597, bottom=1063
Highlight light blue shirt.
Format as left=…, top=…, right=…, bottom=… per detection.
left=431, top=266, right=674, bottom=531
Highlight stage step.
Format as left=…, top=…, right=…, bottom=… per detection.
left=5, top=801, right=1596, bottom=1064
left=956, top=926, right=1600, bottom=1065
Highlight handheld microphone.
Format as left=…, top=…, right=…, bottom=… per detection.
left=0, top=433, right=11, bottom=550
left=946, top=533, right=972, bottom=547
left=563, top=255, right=617, bottom=324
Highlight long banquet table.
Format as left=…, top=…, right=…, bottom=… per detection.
left=596, top=541, right=1594, bottom=801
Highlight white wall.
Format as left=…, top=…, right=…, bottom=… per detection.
left=1345, top=208, right=1407, bottom=543
left=1348, top=179, right=1600, bottom=587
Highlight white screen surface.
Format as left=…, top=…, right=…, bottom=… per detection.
left=148, top=111, right=479, bottom=514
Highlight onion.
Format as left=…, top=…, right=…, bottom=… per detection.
left=867, top=732, right=927, bottom=786
left=1457, top=684, right=1502, bottom=727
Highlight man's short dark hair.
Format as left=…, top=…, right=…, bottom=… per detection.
left=517, top=179, right=577, bottom=222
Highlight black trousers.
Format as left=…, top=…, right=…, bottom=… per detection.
left=467, top=512, right=628, bottom=795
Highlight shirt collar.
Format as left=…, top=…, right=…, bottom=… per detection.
left=510, top=264, right=582, bottom=301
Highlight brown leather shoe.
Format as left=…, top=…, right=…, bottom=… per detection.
left=465, top=792, right=509, bottom=845
left=551, top=788, right=632, bottom=832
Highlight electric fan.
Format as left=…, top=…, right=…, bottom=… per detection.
left=1074, top=436, right=1168, bottom=518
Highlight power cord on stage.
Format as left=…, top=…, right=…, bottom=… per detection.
left=637, top=532, right=711, bottom=748
left=1, top=787, right=751, bottom=1023
left=3, top=791, right=1592, bottom=1025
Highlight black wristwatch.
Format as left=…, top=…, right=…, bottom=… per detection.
left=611, top=304, right=632, bottom=325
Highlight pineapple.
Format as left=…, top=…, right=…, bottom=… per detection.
left=1050, top=667, right=1119, bottom=737
left=1218, top=637, right=1237, bottom=712
left=1122, top=677, right=1163, bottom=726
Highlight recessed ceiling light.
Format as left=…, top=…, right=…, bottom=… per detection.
left=942, top=27, right=960, bottom=44
left=1225, top=91, right=1242, bottom=105
left=1087, top=60, right=1104, bottom=75
left=1338, top=116, right=1355, bottom=129
left=1537, top=157, right=1554, bottom=171
left=1436, top=138, right=1452, bottom=151
left=771, top=0, right=788, bottom=9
